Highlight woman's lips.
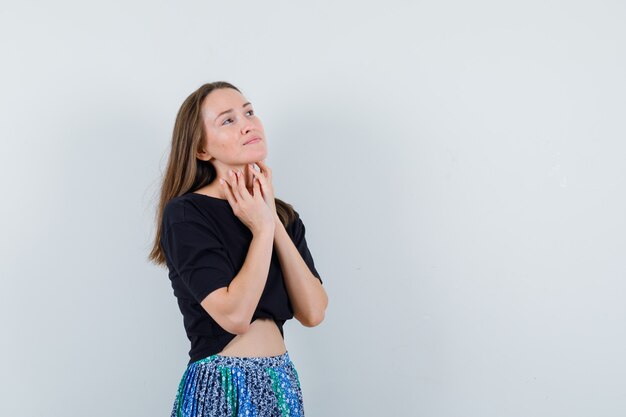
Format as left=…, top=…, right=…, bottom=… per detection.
left=244, top=138, right=261, bottom=145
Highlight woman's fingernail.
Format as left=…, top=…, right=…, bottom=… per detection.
left=219, top=178, right=224, bottom=184
left=229, top=170, right=234, bottom=176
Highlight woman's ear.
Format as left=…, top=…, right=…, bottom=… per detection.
left=196, top=148, right=212, bottom=161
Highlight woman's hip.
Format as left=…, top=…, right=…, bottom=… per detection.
left=171, top=350, right=304, bottom=417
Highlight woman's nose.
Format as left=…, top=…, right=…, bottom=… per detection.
left=240, top=118, right=254, bottom=133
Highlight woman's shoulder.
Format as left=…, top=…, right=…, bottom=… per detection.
left=285, top=208, right=306, bottom=238
left=163, top=192, right=232, bottom=228
left=163, top=193, right=192, bottom=223
left=163, top=193, right=206, bottom=224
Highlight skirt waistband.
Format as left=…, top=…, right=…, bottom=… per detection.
left=190, top=350, right=292, bottom=370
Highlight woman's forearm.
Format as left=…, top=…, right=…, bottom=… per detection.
left=225, top=229, right=275, bottom=331
left=273, top=217, right=328, bottom=327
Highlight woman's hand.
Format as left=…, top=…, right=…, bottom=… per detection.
left=220, top=168, right=275, bottom=236
left=250, top=160, right=277, bottom=218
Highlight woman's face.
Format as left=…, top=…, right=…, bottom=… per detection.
left=199, top=88, right=267, bottom=166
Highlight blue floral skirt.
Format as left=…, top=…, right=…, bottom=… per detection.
left=170, top=351, right=304, bottom=417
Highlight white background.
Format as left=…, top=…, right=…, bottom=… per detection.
left=1, top=1, right=625, bottom=416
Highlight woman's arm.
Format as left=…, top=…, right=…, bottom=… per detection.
left=246, top=160, right=328, bottom=326
left=273, top=214, right=328, bottom=327
left=201, top=229, right=275, bottom=334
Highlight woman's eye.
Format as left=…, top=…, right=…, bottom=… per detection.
left=222, top=111, right=253, bottom=126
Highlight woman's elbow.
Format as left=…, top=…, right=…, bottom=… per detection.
left=299, top=309, right=325, bottom=327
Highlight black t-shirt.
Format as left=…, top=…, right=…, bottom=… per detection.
left=160, top=192, right=323, bottom=365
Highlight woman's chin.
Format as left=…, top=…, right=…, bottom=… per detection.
left=245, top=149, right=268, bottom=162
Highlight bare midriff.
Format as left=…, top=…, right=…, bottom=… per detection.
left=217, top=318, right=287, bottom=358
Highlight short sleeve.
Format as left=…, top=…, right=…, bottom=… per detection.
left=290, top=211, right=323, bottom=284
left=162, top=218, right=235, bottom=303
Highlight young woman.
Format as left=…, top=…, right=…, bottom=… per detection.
left=149, top=81, right=328, bottom=416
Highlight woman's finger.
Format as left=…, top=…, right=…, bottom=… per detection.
left=220, top=175, right=237, bottom=206
left=249, top=164, right=269, bottom=189
left=234, top=169, right=250, bottom=201
left=228, top=169, right=243, bottom=201
left=252, top=174, right=262, bottom=200
left=248, top=163, right=260, bottom=177
left=248, top=165, right=270, bottom=201
left=255, top=160, right=272, bottom=181
left=248, top=163, right=261, bottom=178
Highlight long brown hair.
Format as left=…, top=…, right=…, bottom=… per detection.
left=148, top=81, right=296, bottom=267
